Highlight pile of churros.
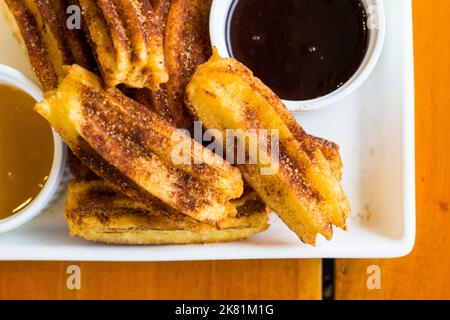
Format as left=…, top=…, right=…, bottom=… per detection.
left=3, top=0, right=350, bottom=245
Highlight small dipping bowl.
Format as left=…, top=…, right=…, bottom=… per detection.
left=0, top=65, right=67, bottom=234
left=210, top=0, right=386, bottom=112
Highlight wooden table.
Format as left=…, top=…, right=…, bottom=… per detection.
left=0, top=0, right=448, bottom=300
left=335, top=0, right=450, bottom=300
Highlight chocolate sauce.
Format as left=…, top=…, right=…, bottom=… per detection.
left=228, top=0, right=369, bottom=101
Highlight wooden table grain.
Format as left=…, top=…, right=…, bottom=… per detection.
left=0, top=260, right=321, bottom=300
left=335, top=0, right=450, bottom=300
left=0, top=0, right=448, bottom=300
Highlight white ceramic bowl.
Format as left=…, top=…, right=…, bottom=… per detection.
left=0, top=64, right=67, bottom=234
left=210, top=0, right=386, bottom=112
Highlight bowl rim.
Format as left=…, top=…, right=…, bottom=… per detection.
left=210, top=0, right=386, bottom=112
left=0, top=64, right=67, bottom=233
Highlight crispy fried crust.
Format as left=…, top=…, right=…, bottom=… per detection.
left=34, top=0, right=95, bottom=69
left=3, top=0, right=95, bottom=90
left=151, top=0, right=171, bottom=35
left=3, top=0, right=57, bottom=89
left=163, top=0, right=212, bottom=128
left=99, top=0, right=211, bottom=129
left=66, top=180, right=269, bottom=245
left=138, top=0, right=173, bottom=121
left=185, top=52, right=351, bottom=245
left=78, top=0, right=168, bottom=89
left=309, top=135, right=343, bottom=181
left=36, top=65, right=244, bottom=224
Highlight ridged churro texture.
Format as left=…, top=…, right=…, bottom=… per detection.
left=163, top=0, right=212, bottom=128
left=78, top=0, right=168, bottom=89
left=137, top=0, right=212, bottom=129
left=186, top=52, right=351, bottom=245
left=35, top=65, right=244, bottom=224
left=66, top=180, right=269, bottom=245
left=3, top=0, right=95, bottom=90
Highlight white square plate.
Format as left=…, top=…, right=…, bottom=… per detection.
left=0, top=0, right=415, bottom=260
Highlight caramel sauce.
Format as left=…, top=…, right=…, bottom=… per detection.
left=0, top=84, right=53, bottom=219
left=228, top=0, right=369, bottom=101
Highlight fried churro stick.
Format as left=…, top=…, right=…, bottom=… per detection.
left=129, top=0, right=212, bottom=129
left=78, top=0, right=168, bottom=89
left=3, top=0, right=95, bottom=90
left=36, top=65, right=244, bottom=224
left=186, top=52, right=350, bottom=244
left=66, top=179, right=269, bottom=245
left=163, top=0, right=212, bottom=128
